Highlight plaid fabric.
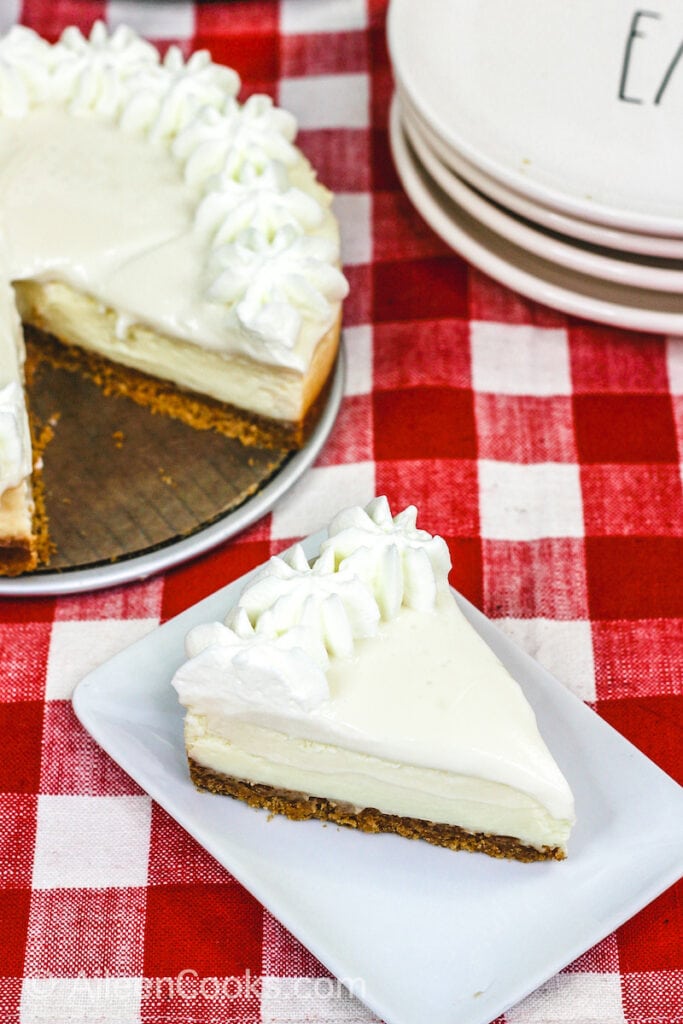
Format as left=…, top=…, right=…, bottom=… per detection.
left=1, top=2, right=682, bottom=1022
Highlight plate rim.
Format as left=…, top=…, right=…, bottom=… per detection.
left=72, top=530, right=683, bottom=1024
left=0, top=346, right=345, bottom=598
left=399, top=86, right=683, bottom=264
left=387, top=0, right=683, bottom=237
left=389, top=95, right=683, bottom=334
left=400, top=101, right=683, bottom=294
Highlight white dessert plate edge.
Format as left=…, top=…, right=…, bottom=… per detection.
left=72, top=529, right=683, bottom=1024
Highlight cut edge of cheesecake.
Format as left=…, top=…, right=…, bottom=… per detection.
left=18, top=280, right=342, bottom=452
left=188, top=758, right=567, bottom=862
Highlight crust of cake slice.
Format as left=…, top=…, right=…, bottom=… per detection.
left=188, top=757, right=566, bottom=863
left=16, top=280, right=341, bottom=451
left=25, top=326, right=336, bottom=451
left=0, top=483, right=37, bottom=575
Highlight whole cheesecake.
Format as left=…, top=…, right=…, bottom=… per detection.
left=0, top=22, right=347, bottom=575
left=173, top=498, right=576, bottom=861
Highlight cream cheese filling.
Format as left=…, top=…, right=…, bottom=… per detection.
left=186, top=716, right=573, bottom=851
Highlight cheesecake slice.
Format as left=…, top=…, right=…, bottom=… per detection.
left=172, top=498, right=575, bottom=861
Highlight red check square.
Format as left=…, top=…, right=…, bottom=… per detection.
left=373, top=319, right=472, bottom=390
left=161, top=540, right=272, bottom=622
left=573, top=394, right=678, bottom=463
left=21, top=2, right=105, bottom=40
left=373, top=191, right=452, bottom=262
left=144, top=883, right=263, bottom=979
left=585, top=537, right=683, bottom=620
left=0, top=702, right=44, bottom=794
left=373, top=257, right=469, bottom=323
left=375, top=459, right=480, bottom=537
left=581, top=464, right=683, bottom=536
left=298, top=128, right=371, bottom=192
left=0, top=623, right=51, bottom=701
left=596, top=694, right=683, bottom=786
left=617, top=882, right=683, bottom=973
left=281, top=31, right=368, bottom=78
left=0, top=890, right=31, bottom=976
left=194, top=33, right=279, bottom=87
left=372, top=129, right=402, bottom=191
left=0, top=795, right=37, bottom=888
left=0, top=596, right=55, bottom=625
left=592, top=619, right=683, bottom=700
left=569, top=325, right=670, bottom=393
left=373, top=387, right=476, bottom=461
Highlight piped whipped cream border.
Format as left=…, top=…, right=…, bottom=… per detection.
left=0, top=21, right=348, bottom=364
left=174, top=496, right=452, bottom=714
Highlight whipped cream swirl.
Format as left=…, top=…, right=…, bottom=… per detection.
left=173, top=500, right=452, bottom=717
left=0, top=21, right=347, bottom=366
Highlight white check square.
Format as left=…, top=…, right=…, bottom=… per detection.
left=334, top=193, right=372, bottom=266
left=270, top=462, right=375, bottom=539
left=21, top=976, right=143, bottom=1024
left=261, top=976, right=378, bottom=1023
left=507, top=971, right=626, bottom=1023
left=46, top=619, right=158, bottom=700
left=0, top=1, right=20, bottom=32
left=280, top=0, right=367, bottom=34
left=495, top=618, right=596, bottom=701
left=32, top=795, right=151, bottom=889
left=471, top=322, right=571, bottom=396
left=342, top=325, right=373, bottom=396
left=666, top=335, right=683, bottom=394
left=279, top=73, right=369, bottom=129
left=106, top=1, right=194, bottom=38
left=479, top=461, right=584, bottom=540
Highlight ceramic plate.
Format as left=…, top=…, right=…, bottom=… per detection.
left=398, top=85, right=683, bottom=261
left=389, top=96, right=683, bottom=334
left=73, top=530, right=683, bottom=1024
left=400, top=102, right=683, bottom=293
left=0, top=350, right=344, bottom=598
left=388, top=0, right=683, bottom=234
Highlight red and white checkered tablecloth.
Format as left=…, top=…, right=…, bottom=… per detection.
left=1, top=2, right=682, bottom=1022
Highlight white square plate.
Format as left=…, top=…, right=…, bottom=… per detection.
left=73, top=533, right=683, bottom=1024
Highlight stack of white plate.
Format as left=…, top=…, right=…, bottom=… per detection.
left=387, top=0, right=683, bottom=332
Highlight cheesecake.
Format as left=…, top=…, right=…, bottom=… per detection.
left=0, top=22, right=347, bottom=574
left=0, top=276, right=36, bottom=574
left=172, top=498, right=576, bottom=861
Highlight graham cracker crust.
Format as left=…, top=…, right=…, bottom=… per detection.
left=0, top=537, right=37, bottom=576
left=188, top=758, right=565, bottom=863
left=25, top=326, right=329, bottom=452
